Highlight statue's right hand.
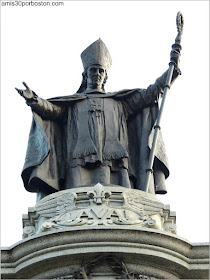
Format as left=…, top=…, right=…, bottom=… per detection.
left=15, top=82, right=36, bottom=100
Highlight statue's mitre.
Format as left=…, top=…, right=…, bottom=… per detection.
left=81, top=38, right=112, bottom=70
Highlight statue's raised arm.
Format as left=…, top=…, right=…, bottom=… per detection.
left=144, top=11, right=184, bottom=193
left=15, top=82, right=65, bottom=120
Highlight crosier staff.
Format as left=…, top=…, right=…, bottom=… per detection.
left=144, top=12, right=184, bottom=193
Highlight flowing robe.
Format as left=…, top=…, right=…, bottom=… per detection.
left=22, top=73, right=170, bottom=198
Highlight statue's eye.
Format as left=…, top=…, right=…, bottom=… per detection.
left=90, top=68, right=95, bottom=72
left=99, top=69, right=104, bottom=73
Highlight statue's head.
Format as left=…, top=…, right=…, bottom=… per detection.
left=77, top=39, right=112, bottom=93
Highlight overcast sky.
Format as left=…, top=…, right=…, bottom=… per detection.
left=1, top=1, right=209, bottom=247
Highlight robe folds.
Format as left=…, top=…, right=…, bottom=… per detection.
left=22, top=88, right=169, bottom=196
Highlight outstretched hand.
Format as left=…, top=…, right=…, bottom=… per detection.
left=15, top=82, right=36, bottom=100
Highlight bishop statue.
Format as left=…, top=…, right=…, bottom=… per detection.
left=16, top=39, right=180, bottom=201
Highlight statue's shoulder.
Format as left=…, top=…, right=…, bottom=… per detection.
left=112, top=88, right=142, bottom=99
left=47, top=89, right=142, bottom=103
left=47, top=93, right=86, bottom=103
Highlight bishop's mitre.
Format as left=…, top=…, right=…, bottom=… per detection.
left=81, top=38, right=112, bottom=70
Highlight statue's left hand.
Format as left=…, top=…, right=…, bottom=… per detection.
left=170, top=48, right=181, bottom=69
left=170, top=48, right=182, bottom=83
left=171, top=67, right=181, bottom=84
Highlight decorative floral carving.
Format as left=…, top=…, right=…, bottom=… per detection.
left=22, top=226, right=35, bottom=238
left=87, top=183, right=111, bottom=204
left=163, top=223, right=177, bottom=234
left=112, top=216, right=156, bottom=228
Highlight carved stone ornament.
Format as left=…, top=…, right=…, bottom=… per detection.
left=55, top=255, right=156, bottom=279
left=22, top=226, right=36, bottom=239
left=22, top=184, right=176, bottom=236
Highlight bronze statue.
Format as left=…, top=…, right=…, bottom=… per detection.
left=16, top=36, right=181, bottom=202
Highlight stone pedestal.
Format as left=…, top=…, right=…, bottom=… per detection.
left=22, top=184, right=177, bottom=237
left=1, top=184, right=209, bottom=279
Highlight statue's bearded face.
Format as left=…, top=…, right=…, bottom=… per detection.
left=86, top=65, right=106, bottom=90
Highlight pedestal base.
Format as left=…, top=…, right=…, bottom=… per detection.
left=1, top=184, right=209, bottom=279
left=1, top=227, right=209, bottom=279
left=22, top=184, right=177, bottom=237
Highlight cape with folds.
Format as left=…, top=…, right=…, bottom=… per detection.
left=21, top=89, right=169, bottom=195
